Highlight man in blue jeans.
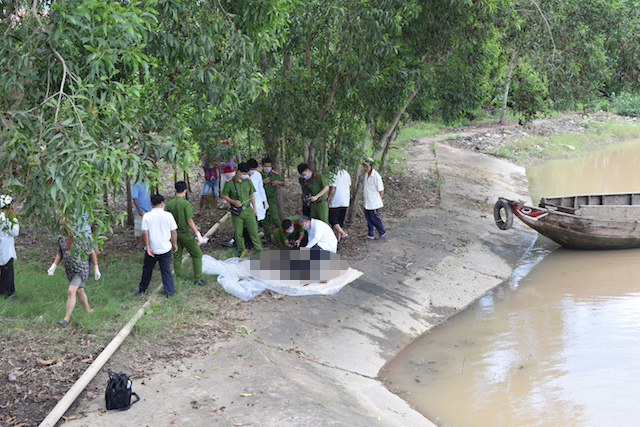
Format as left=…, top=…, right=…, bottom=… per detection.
left=136, top=194, right=178, bottom=297
left=132, top=177, right=152, bottom=248
left=197, top=156, right=219, bottom=215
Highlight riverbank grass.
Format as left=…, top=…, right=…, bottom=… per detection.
left=385, top=121, right=443, bottom=175
left=492, top=119, right=640, bottom=166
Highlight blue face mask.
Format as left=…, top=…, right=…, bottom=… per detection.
left=263, top=167, right=272, bottom=173
left=285, top=228, right=294, bottom=234
left=302, top=224, right=310, bottom=231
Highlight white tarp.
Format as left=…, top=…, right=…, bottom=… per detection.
left=201, top=254, right=362, bottom=301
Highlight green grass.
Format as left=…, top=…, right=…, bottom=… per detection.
left=0, top=256, right=139, bottom=334
left=385, top=121, right=444, bottom=175
left=0, top=251, right=239, bottom=349
left=491, top=119, right=640, bottom=166
left=396, top=121, right=443, bottom=142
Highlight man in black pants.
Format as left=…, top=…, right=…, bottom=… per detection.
left=0, top=195, right=18, bottom=298
left=136, top=194, right=178, bottom=298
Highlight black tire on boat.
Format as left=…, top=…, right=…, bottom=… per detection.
left=494, top=199, right=514, bottom=230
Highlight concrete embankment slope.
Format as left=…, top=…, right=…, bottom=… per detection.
left=63, top=143, right=537, bottom=427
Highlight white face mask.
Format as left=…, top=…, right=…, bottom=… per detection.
left=302, top=224, right=310, bottom=231
left=302, top=173, right=311, bottom=180
left=263, top=167, right=272, bottom=173
left=240, top=174, right=249, bottom=180
left=285, top=228, right=294, bottom=234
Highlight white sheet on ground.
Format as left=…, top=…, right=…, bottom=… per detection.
left=201, top=254, right=362, bottom=301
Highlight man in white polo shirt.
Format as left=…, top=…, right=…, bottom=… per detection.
left=361, top=157, right=386, bottom=241
left=136, top=194, right=178, bottom=297
left=299, top=215, right=337, bottom=253
left=328, top=168, right=351, bottom=244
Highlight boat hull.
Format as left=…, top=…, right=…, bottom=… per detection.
left=503, top=199, right=640, bottom=250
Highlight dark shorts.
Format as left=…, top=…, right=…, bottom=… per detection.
left=329, top=207, right=347, bottom=227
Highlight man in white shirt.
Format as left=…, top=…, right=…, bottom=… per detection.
left=248, top=158, right=267, bottom=222
left=328, top=168, right=351, bottom=244
left=136, top=194, right=178, bottom=297
left=299, top=215, right=337, bottom=253
left=362, top=157, right=386, bottom=241
left=0, top=195, right=18, bottom=298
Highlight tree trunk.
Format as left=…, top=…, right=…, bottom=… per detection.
left=500, top=53, right=516, bottom=125
left=379, top=127, right=400, bottom=172
left=347, top=86, right=421, bottom=223
left=103, top=185, right=108, bottom=206
left=126, top=178, right=133, bottom=226
left=247, top=125, right=251, bottom=153
left=347, top=130, right=372, bottom=223
left=275, top=136, right=286, bottom=220
left=373, top=86, right=421, bottom=164
left=305, top=140, right=317, bottom=171
left=184, top=171, right=191, bottom=200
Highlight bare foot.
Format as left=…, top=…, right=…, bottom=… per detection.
left=86, top=308, right=94, bottom=314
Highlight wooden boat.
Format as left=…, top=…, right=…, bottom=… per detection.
left=494, top=192, right=640, bottom=249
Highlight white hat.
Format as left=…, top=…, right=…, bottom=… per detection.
left=0, top=195, right=12, bottom=209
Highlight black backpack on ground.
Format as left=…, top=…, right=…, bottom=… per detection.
left=105, top=368, right=140, bottom=411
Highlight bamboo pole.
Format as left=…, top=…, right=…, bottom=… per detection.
left=39, top=283, right=163, bottom=427
left=182, top=212, right=232, bottom=266
left=203, top=211, right=231, bottom=239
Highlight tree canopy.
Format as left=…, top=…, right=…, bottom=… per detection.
left=2, top=0, right=639, bottom=235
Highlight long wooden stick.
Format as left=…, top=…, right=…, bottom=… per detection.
left=39, top=283, right=163, bottom=427
left=203, top=211, right=231, bottom=240
left=182, top=212, right=231, bottom=266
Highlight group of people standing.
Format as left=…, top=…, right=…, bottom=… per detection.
left=0, top=145, right=388, bottom=326
left=192, top=153, right=387, bottom=257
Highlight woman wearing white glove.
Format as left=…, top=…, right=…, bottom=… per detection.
left=48, top=230, right=97, bottom=327
left=49, top=249, right=101, bottom=280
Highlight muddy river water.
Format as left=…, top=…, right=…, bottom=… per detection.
left=381, top=140, right=640, bottom=426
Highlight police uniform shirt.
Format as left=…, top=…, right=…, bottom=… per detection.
left=221, top=178, right=256, bottom=207
left=262, top=170, right=284, bottom=199
left=305, top=174, right=328, bottom=201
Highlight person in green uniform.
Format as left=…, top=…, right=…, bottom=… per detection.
left=221, top=163, right=264, bottom=257
left=273, top=217, right=307, bottom=249
left=261, top=157, right=284, bottom=242
left=297, top=163, right=330, bottom=224
left=166, top=181, right=208, bottom=286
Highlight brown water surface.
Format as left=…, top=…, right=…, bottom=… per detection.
left=381, top=140, right=640, bottom=426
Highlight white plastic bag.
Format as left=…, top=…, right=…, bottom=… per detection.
left=201, top=254, right=362, bottom=301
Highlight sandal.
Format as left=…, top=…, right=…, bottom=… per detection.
left=58, top=319, right=68, bottom=327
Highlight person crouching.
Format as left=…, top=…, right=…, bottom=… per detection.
left=298, top=215, right=337, bottom=253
